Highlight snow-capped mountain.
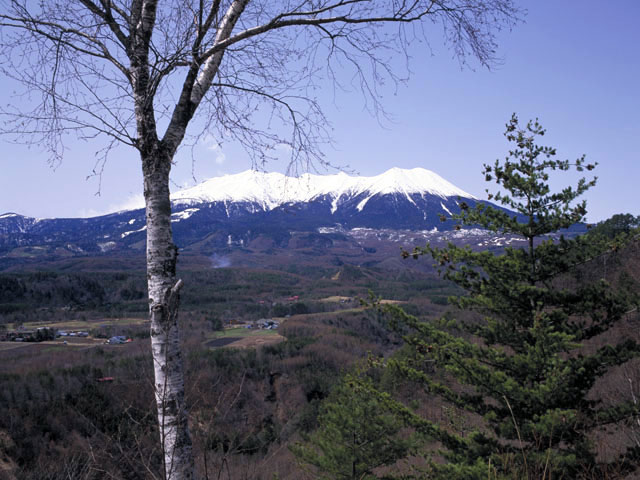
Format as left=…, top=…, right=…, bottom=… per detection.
left=146, top=167, right=482, bottom=237
left=170, top=167, right=475, bottom=212
left=1, top=167, right=514, bottom=269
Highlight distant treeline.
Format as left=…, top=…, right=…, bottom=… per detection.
left=0, top=266, right=459, bottom=325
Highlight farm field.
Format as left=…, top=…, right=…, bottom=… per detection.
left=204, top=326, right=284, bottom=349
left=6, top=316, right=148, bottom=331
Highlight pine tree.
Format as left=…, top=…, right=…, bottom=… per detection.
left=588, top=213, right=640, bottom=241
left=292, top=372, right=416, bottom=480
left=384, top=115, right=640, bottom=479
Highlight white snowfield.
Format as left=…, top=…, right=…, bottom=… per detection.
left=171, top=167, right=475, bottom=212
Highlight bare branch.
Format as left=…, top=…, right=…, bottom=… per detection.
left=79, top=0, right=131, bottom=48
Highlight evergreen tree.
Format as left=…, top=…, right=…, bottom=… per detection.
left=588, top=213, right=640, bottom=241
left=384, top=115, right=640, bottom=479
left=292, top=372, right=416, bottom=479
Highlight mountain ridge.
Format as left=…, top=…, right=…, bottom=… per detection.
left=0, top=166, right=548, bottom=272
left=170, top=167, right=476, bottom=213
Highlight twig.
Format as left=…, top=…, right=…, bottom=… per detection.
left=503, top=395, right=529, bottom=479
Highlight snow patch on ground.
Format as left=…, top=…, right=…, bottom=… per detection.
left=121, top=226, right=147, bottom=238
left=171, top=208, right=200, bottom=222
left=317, top=226, right=344, bottom=234
left=97, top=242, right=116, bottom=252
left=356, top=195, right=374, bottom=212
left=330, top=195, right=342, bottom=214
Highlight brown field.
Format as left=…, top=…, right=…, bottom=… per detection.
left=0, top=342, right=32, bottom=352
left=204, top=334, right=284, bottom=349
left=203, top=326, right=284, bottom=350
left=318, top=295, right=354, bottom=303
left=12, top=316, right=149, bottom=331
left=318, top=295, right=403, bottom=304
left=47, top=337, right=109, bottom=347
left=221, top=333, right=284, bottom=349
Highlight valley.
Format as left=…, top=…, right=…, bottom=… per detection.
left=0, top=258, right=455, bottom=479
left=0, top=168, right=636, bottom=479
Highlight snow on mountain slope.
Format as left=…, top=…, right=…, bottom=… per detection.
left=170, top=167, right=476, bottom=210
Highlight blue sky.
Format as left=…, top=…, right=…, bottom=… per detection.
left=1, top=0, right=639, bottom=222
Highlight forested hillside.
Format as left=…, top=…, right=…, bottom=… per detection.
left=0, top=218, right=638, bottom=479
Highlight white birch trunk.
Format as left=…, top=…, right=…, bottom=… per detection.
left=143, top=154, right=194, bottom=480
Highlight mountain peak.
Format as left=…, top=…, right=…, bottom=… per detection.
left=0, top=167, right=491, bottom=261
left=366, top=167, right=472, bottom=197
left=171, top=167, right=475, bottom=211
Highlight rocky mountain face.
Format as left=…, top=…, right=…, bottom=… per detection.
left=0, top=168, right=575, bottom=271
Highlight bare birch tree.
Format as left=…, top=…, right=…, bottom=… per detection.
left=0, top=1, right=520, bottom=478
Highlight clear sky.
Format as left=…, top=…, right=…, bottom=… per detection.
left=1, top=0, right=638, bottom=222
